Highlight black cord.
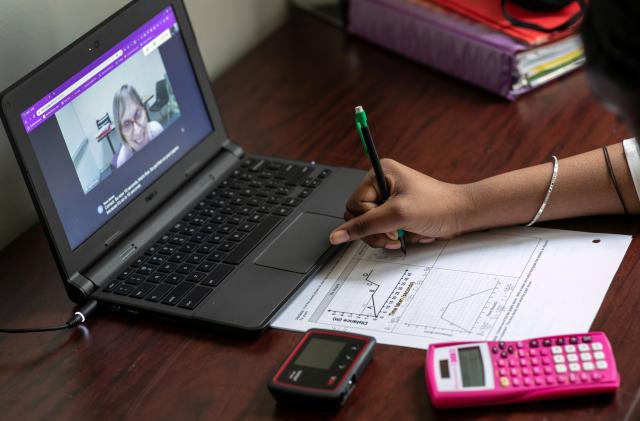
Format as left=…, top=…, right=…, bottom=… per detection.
left=0, top=299, right=98, bottom=334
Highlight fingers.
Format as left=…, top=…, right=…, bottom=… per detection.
left=330, top=202, right=401, bottom=245
left=345, top=174, right=381, bottom=217
left=345, top=161, right=401, bottom=217
left=405, top=232, right=434, bottom=244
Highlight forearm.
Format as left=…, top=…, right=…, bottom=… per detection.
left=463, top=142, right=640, bottom=232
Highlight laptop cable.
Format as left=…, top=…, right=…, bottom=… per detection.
left=0, top=299, right=98, bottom=333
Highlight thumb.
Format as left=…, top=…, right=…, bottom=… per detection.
left=330, top=203, right=401, bottom=245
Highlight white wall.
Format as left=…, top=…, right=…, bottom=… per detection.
left=0, top=0, right=288, bottom=250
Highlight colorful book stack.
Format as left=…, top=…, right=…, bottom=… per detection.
left=347, top=0, right=585, bottom=100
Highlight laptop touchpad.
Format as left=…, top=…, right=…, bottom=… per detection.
left=255, top=212, right=343, bottom=273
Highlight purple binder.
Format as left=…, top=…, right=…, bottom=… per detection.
left=348, top=0, right=560, bottom=99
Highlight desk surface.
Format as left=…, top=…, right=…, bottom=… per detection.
left=2, top=10, right=640, bottom=421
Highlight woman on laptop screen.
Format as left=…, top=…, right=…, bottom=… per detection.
left=113, top=84, right=163, bottom=168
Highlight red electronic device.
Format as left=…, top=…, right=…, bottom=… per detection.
left=268, top=329, right=376, bottom=408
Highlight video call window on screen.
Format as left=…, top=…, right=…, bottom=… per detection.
left=20, top=6, right=214, bottom=250
left=56, top=35, right=182, bottom=195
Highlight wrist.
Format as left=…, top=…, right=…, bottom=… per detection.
left=458, top=181, right=484, bottom=234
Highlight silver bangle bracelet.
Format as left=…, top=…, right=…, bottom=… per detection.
left=526, top=155, right=558, bottom=227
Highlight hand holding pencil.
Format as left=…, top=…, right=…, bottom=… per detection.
left=329, top=106, right=473, bottom=250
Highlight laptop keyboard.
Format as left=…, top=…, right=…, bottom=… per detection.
left=101, top=158, right=332, bottom=311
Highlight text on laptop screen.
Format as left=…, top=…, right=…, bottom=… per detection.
left=20, top=6, right=213, bottom=250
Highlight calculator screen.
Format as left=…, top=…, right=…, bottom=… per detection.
left=458, top=347, right=485, bottom=387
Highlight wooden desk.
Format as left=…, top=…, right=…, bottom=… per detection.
left=1, top=10, right=639, bottom=420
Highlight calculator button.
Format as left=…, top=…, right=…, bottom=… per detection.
left=509, top=358, right=518, bottom=367
left=522, top=368, right=531, bottom=376
left=544, top=366, right=553, bottom=374
left=539, top=348, right=549, bottom=356
left=564, top=345, right=576, bottom=353
left=507, top=345, right=514, bottom=354
left=516, top=341, right=524, bottom=349
left=557, top=375, right=567, bottom=384
left=512, top=378, right=521, bottom=387
left=518, top=350, right=526, bottom=357
left=583, top=362, right=595, bottom=371
left=542, top=357, right=552, bottom=365
left=578, top=344, right=590, bottom=352
left=582, top=335, right=592, bottom=343
left=529, top=340, right=539, bottom=347
left=556, top=338, right=565, bottom=345
left=594, top=351, right=605, bottom=360
left=569, top=363, right=581, bottom=372
left=580, top=373, right=590, bottom=382
left=501, top=351, right=508, bottom=358
left=551, top=346, right=562, bottom=354
left=580, top=352, right=592, bottom=361
left=553, top=355, right=565, bottom=364
left=499, top=368, right=508, bottom=376
left=499, top=341, right=506, bottom=349
left=533, top=367, right=542, bottom=375
left=591, top=342, right=603, bottom=351
left=531, top=357, right=540, bottom=366
left=492, top=346, right=499, bottom=354
left=555, top=364, right=567, bottom=373
left=569, top=337, right=579, bottom=344
left=523, top=377, right=532, bottom=386
left=529, top=349, right=538, bottom=356
left=546, top=375, right=555, bottom=384
left=592, top=373, right=602, bottom=381
left=497, top=359, right=506, bottom=367
left=569, top=373, right=578, bottom=383
left=567, top=354, right=578, bottom=362
left=596, top=360, right=608, bottom=370
left=510, top=368, right=519, bottom=376
left=519, top=358, right=528, bottom=367
left=534, top=376, right=543, bottom=385
left=500, top=377, right=510, bottom=388
left=543, top=339, right=552, bottom=347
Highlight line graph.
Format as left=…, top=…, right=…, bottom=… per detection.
left=397, top=269, right=518, bottom=340
left=310, top=252, right=427, bottom=332
left=441, top=287, right=495, bottom=332
left=325, top=268, right=409, bottom=318
left=306, top=233, right=539, bottom=337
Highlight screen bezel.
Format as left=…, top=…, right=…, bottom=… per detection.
left=0, top=0, right=228, bottom=281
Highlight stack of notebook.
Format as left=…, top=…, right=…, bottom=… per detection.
left=348, top=0, right=585, bottom=100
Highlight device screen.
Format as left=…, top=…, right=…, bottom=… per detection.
left=20, top=6, right=213, bottom=249
left=458, top=347, right=485, bottom=387
left=294, top=338, right=346, bottom=370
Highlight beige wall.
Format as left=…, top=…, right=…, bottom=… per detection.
left=0, top=0, right=288, bottom=250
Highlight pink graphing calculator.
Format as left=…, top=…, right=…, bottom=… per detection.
left=425, top=332, right=620, bottom=408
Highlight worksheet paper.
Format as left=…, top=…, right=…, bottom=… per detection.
left=271, top=227, right=631, bottom=350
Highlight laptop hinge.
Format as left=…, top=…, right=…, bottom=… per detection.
left=221, top=139, right=244, bottom=159
left=68, top=272, right=97, bottom=302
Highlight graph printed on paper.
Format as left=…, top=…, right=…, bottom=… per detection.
left=309, top=234, right=540, bottom=339
left=311, top=248, right=428, bottom=333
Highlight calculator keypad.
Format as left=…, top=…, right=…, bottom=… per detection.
left=492, top=334, right=613, bottom=388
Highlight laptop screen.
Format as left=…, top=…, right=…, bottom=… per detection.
left=19, top=6, right=213, bottom=250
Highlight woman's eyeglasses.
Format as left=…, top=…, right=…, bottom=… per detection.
left=121, top=108, right=145, bottom=136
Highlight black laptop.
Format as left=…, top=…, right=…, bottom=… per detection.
left=0, top=0, right=364, bottom=333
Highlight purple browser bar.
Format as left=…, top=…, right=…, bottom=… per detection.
left=21, top=6, right=177, bottom=134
